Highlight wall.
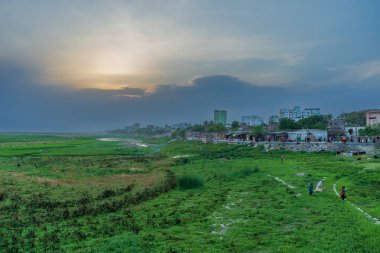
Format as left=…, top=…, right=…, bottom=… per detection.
left=253, top=142, right=379, bottom=154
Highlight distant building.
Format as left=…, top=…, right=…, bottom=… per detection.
left=287, top=129, right=327, bottom=142
left=241, top=115, right=263, bottom=126
left=214, top=110, right=227, bottom=125
left=266, top=122, right=279, bottom=132
left=345, top=126, right=365, bottom=137
left=327, top=119, right=345, bottom=140
left=303, top=108, right=321, bottom=118
left=345, top=126, right=365, bottom=142
left=269, top=115, right=280, bottom=123
left=280, top=106, right=320, bottom=121
left=365, top=110, right=380, bottom=126
left=171, top=122, right=191, bottom=129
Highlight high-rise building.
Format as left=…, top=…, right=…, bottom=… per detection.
left=214, top=110, right=227, bottom=125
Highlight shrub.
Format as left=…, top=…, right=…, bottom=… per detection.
left=177, top=175, right=203, bottom=189
left=101, top=189, right=116, bottom=199
left=233, top=166, right=260, bottom=178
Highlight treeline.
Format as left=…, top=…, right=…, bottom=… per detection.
left=171, top=121, right=227, bottom=138
left=109, top=124, right=169, bottom=136
left=279, top=115, right=331, bottom=130
left=338, top=111, right=366, bottom=126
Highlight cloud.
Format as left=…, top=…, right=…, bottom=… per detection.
left=80, top=87, right=148, bottom=98
left=1, top=59, right=380, bottom=132
left=340, top=59, right=380, bottom=82
left=0, top=0, right=358, bottom=89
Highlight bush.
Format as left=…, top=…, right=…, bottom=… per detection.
left=233, top=166, right=260, bottom=178
left=101, top=189, right=116, bottom=199
left=177, top=175, right=203, bottom=189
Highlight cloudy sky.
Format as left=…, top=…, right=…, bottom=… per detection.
left=1, top=0, right=380, bottom=131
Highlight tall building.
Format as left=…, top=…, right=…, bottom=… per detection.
left=241, top=115, right=263, bottom=126
left=214, top=110, right=227, bottom=125
left=280, top=106, right=320, bottom=121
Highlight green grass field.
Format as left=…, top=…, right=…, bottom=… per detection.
left=0, top=134, right=379, bottom=252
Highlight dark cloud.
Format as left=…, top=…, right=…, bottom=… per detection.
left=1, top=61, right=380, bottom=132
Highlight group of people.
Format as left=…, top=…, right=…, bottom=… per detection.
left=308, top=180, right=347, bottom=200
left=279, top=156, right=347, bottom=200
left=308, top=180, right=323, bottom=195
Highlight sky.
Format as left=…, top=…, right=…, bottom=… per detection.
left=0, top=0, right=380, bottom=131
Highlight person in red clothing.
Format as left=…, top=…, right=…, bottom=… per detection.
left=340, top=186, right=347, bottom=200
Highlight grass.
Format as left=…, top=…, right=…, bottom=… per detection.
left=0, top=135, right=379, bottom=252
left=177, top=174, right=204, bottom=189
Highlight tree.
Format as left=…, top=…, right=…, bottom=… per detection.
left=249, top=125, right=264, bottom=136
left=279, top=118, right=300, bottom=130
left=171, top=129, right=186, bottom=139
left=297, top=115, right=328, bottom=130
left=208, top=123, right=227, bottom=133
left=231, top=121, right=240, bottom=130
left=359, top=124, right=380, bottom=136
left=339, top=111, right=366, bottom=126
left=190, top=124, right=204, bottom=132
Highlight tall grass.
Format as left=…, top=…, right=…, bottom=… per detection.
left=221, top=166, right=260, bottom=181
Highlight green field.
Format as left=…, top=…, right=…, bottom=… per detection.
left=0, top=134, right=379, bottom=252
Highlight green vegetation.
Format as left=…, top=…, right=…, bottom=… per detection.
left=359, top=124, right=380, bottom=136
left=0, top=135, right=379, bottom=252
left=279, top=115, right=329, bottom=130
left=279, top=118, right=300, bottom=130
left=177, top=175, right=204, bottom=189
left=297, top=115, right=330, bottom=130
left=170, top=128, right=186, bottom=139
left=231, top=121, right=240, bottom=130
left=189, top=121, right=227, bottom=133
left=249, top=124, right=265, bottom=136
left=339, top=110, right=366, bottom=126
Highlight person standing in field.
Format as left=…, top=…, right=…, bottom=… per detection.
left=315, top=179, right=323, bottom=192
left=340, top=186, right=347, bottom=200
left=280, top=155, right=285, bottom=163
left=308, top=182, right=314, bottom=195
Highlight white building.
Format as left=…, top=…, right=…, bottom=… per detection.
left=366, top=110, right=380, bottom=126
left=345, top=126, right=365, bottom=137
left=241, top=115, right=263, bottom=126
left=280, top=106, right=321, bottom=121
left=303, top=108, right=321, bottom=117
left=286, top=129, right=327, bottom=141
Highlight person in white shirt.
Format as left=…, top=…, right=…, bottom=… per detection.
left=315, top=179, right=323, bottom=192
